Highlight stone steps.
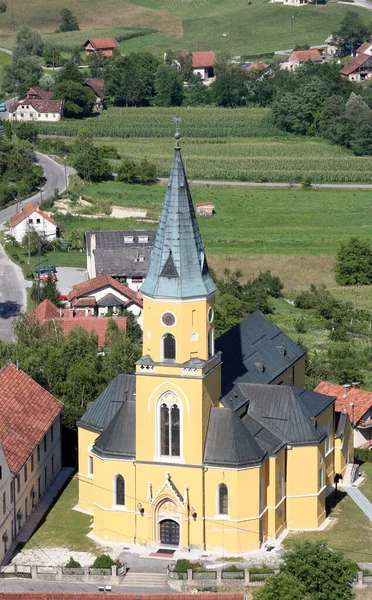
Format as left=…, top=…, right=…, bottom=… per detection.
left=121, top=572, right=168, bottom=588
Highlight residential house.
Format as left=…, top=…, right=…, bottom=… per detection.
left=192, top=51, right=216, bottom=84
left=0, top=363, right=63, bottom=564
left=340, top=53, right=372, bottom=81
left=8, top=87, right=63, bottom=122
left=84, top=79, right=105, bottom=111
left=85, top=230, right=156, bottom=291
left=356, top=42, right=372, bottom=56
left=83, top=38, right=119, bottom=57
left=31, top=299, right=129, bottom=347
left=77, top=133, right=353, bottom=554
left=316, top=382, right=372, bottom=448
left=9, top=203, right=58, bottom=244
left=324, top=35, right=337, bottom=55
left=196, top=201, right=215, bottom=216
left=245, top=62, right=270, bottom=73
left=280, top=49, right=322, bottom=71
left=67, top=274, right=143, bottom=326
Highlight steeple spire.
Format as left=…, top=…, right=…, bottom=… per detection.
left=140, top=121, right=216, bottom=300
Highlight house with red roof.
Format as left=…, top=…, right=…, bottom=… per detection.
left=8, top=87, right=63, bottom=123
left=0, top=363, right=63, bottom=564
left=280, top=49, right=322, bottom=71
left=9, top=203, right=58, bottom=244
left=83, top=37, right=119, bottom=57
left=84, top=78, right=105, bottom=111
left=340, top=52, right=372, bottom=81
left=192, top=51, right=216, bottom=84
left=316, top=382, right=372, bottom=447
left=196, top=201, right=215, bottom=216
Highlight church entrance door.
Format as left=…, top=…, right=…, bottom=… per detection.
left=160, top=519, right=179, bottom=545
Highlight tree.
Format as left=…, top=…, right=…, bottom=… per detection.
left=0, top=1, right=7, bottom=14
left=56, top=60, right=84, bottom=84
left=43, top=46, right=63, bottom=69
left=34, top=273, right=62, bottom=306
left=334, top=11, right=369, bottom=55
left=59, top=8, right=79, bottom=32
left=184, top=73, right=211, bottom=106
left=14, top=25, right=44, bottom=57
left=116, top=157, right=157, bottom=184
left=154, top=63, right=184, bottom=106
left=117, top=158, right=137, bottom=183
left=104, top=52, right=159, bottom=106
left=72, top=128, right=111, bottom=181
left=255, top=572, right=309, bottom=600
left=52, top=81, right=95, bottom=118
left=138, top=157, right=157, bottom=184
left=212, top=54, right=249, bottom=107
left=335, top=237, right=372, bottom=285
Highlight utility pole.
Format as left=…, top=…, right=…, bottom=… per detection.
left=291, top=15, right=294, bottom=40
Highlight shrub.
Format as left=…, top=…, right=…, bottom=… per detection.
left=98, top=145, right=121, bottom=160
left=222, top=564, right=244, bottom=572
left=65, top=557, right=81, bottom=568
left=354, top=447, right=372, bottom=463
left=92, top=554, right=115, bottom=568
left=335, top=237, right=372, bottom=286
left=294, top=316, right=307, bottom=333
left=174, top=558, right=192, bottom=573
left=301, top=177, right=312, bottom=189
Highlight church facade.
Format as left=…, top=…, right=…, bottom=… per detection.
left=77, top=132, right=353, bottom=554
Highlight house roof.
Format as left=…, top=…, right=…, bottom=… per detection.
left=196, top=201, right=214, bottom=207
left=340, top=53, right=371, bottom=75
left=0, top=363, right=63, bottom=472
left=140, top=134, right=216, bottom=300
left=204, top=407, right=266, bottom=467
left=86, top=230, right=156, bottom=253
left=78, top=374, right=136, bottom=433
left=93, top=400, right=136, bottom=459
left=315, top=381, right=372, bottom=424
left=10, top=203, right=58, bottom=228
left=245, top=62, right=270, bottom=72
left=356, top=42, right=372, bottom=54
left=288, top=50, right=322, bottom=63
left=67, top=274, right=142, bottom=306
left=293, top=385, right=335, bottom=418
left=83, top=37, right=119, bottom=50
left=72, top=297, right=97, bottom=308
left=84, top=78, right=105, bottom=100
left=238, top=383, right=327, bottom=446
left=96, top=293, right=124, bottom=307
left=32, top=299, right=60, bottom=321
left=57, top=316, right=127, bottom=347
left=192, top=51, right=215, bottom=68
left=9, top=98, right=63, bottom=114
left=25, top=87, right=50, bottom=100
left=216, top=311, right=305, bottom=408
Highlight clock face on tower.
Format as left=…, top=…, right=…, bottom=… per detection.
left=161, top=312, right=176, bottom=327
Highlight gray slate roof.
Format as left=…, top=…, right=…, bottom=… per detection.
left=241, top=413, right=284, bottom=455
left=93, top=400, right=135, bottom=459
left=335, top=411, right=348, bottom=438
left=140, top=136, right=216, bottom=299
left=204, top=407, right=266, bottom=467
left=216, top=311, right=305, bottom=408
left=238, top=383, right=327, bottom=446
left=294, top=386, right=335, bottom=418
left=96, top=293, right=124, bottom=307
left=86, top=230, right=156, bottom=278
left=78, top=374, right=136, bottom=433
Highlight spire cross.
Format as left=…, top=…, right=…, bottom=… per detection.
left=172, top=116, right=181, bottom=147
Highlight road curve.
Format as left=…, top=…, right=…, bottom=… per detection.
left=0, top=153, right=74, bottom=342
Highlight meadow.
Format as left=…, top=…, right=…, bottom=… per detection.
left=0, top=52, right=11, bottom=94
left=42, top=27, right=155, bottom=52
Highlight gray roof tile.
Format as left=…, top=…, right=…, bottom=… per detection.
left=93, top=400, right=135, bottom=459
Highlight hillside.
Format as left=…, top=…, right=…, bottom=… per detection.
left=0, top=0, right=370, bottom=55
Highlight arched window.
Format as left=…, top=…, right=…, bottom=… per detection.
left=160, top=403, right=180, bottom=457
left=218, top=483, right=228, bottom=515
left=208, top=328, right=214, bottom=358
left=163, top=334, right=176, bottom=361
left=116, top=475, right=125, bottom=505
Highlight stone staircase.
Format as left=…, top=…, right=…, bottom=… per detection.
left=120, top=572, right=169, bottom=589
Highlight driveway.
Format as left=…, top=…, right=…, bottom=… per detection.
left=57, top=266, right=87, bottom=296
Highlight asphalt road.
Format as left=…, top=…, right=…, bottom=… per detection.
left=0, top=153, right=74, bottom=342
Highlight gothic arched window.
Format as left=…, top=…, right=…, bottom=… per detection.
left=160, top=403, right=180, bottom=457
left=116, top=475, right=125, bottom=505
left=163, top=334, right=176, bottom=361
left=208, top=328, right=214, bottom=358
left=218, top=483, right=228, bottom=515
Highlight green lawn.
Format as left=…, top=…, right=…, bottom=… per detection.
left=283, top=462, right=372, bottom=563
left=25, top=478, right=98, bottom=553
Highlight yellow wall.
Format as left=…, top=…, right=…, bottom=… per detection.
left=78, top=427, right=100, bottom=514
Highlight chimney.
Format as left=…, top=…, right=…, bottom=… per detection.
left=352, top=382, right=359, bottom=389
left=343, top=383, right=351, bottom=398
left=311, top=417, right=317, bottom=428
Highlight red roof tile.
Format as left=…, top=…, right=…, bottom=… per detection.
left=71, top=297, right=97, bottom=308
left=196, top=201, right=214, bottom=207
left=84, top=37, right=119, bottom=50
left=10, top=203, right=57, bottom=228
left=288, top=50, right=322, bottom=63
left=192, top=51, right=215, bottom=68
left=58, top=316, right=127, bottom=347
left=245, top=62, right=270, bottom=72
left=84, top=78, right=105, bottom=99
left=315, top=381, right=372, bottom=424
left=32, top=299, right=60, bottom=321
left=0, top=363, right=63, bottom=473
left=24, top=87, right=51, bottom=101
left=67, top=274, right=142, bottom=307
left=340, top=53, right=371, bottom=75
left=356, top=42, right=372, bottom=54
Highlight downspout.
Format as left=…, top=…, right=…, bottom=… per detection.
left=202, top=467, right=208, bottom=551
left=133, top=461, right=137, bottom=544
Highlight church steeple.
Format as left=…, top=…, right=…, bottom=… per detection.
left=140, top=122, right=216, bottom=300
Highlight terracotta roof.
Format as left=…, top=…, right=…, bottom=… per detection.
left=315, top=381, right=372, bottom=424
left=245, top=62, right=270, bottom=72
left=340, top=53, right=371, bottom=75
left=288, top=50, right=322, bottom=63
left=71, top=297, right=97, bottom=308
left=196, top=201, right=214, bottom=207
left=32, top=299, right=60, bottom=321
left=24, top=87, right=51, bottom=100
left=84, top=78, right=105, bottom=100
left=356, top=42, right=372, bottom=54
left=58, top=316, right=127, bottom=347
left=67, top=274, right=142, bottom=306
left=192, top=51, right=215, bottom=68
left=0, top=363, right=63, bottom=473
left=84, top=37, right=119, bottom=50
left=10, top=203, right=58, bottom=228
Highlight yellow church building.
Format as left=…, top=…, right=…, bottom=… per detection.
left=77, top=131, right=353, bottom=554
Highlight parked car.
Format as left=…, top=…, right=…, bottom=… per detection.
left=0, top=104, right=7, bottom=112
left=36, top=265, right=57, bottom=274
left=39, top=273, right=57, bottom=282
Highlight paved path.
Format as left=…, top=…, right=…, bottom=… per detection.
left=0, top=579, right=173, bottom=594
left=159, top=178, right=372, bottom=190
left=343, top=486, right=372, bottom=520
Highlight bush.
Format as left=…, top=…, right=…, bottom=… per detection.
left=354, top=447, right=372, bottom=463
left=174, top=558, right=192, bottom=573
left=98, top=145, right=120, bottom=160
left=294, top=316, right=307, bottom=333
left=65, top=557, right=81, bottom=568
left=335, top=237, right=372, bottom=286
left=92, top=554, right=115, bottom=569
left=222, top=564, right=244, bottom=572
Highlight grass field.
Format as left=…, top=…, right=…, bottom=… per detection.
left=0, top=0, right=370, bottom=57
left=0, top=51, right=11, bottom=93
left=42, top=26, right=155, bottom=52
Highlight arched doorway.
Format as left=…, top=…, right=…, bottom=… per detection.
left=156, top=498, right=181, bottom=546
left=160, top=519, right=180, bottom=545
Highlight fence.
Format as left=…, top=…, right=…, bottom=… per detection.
left=0, top=563, right=127, bottom=584
left=167, top=565, right=277, bottom=588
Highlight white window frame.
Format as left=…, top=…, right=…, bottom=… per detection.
left=155, top=391, right=184, bottom=463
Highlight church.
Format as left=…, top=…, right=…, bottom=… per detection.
left=77, top=130, right=353, bottom=554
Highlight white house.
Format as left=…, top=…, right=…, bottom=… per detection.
left=8, top=87, right=63, bottom=123
left=192, top=51, right=216, bottom=84
left=10, top=203, right=58, bottom=244
left=0, top=363, right=63, bottom=565
left=280, top=49, right=322, bottom=71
